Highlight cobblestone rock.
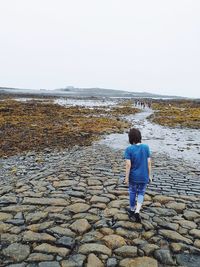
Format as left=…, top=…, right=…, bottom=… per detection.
left=119, top=257, right=158, bottom=267
left=176, top=253, right=200, bottom=267
left=183, top=210, right=200, bottom=220
left=2, top=243, right=30, bottom=262
left=165, top=201, right=186, bottom=212
left=90, top=195, right=110, bottom=204
left=154, top=249, right=175, bottom=265
left=56, top=236, right=75, bottom=249
left=0, top=143, right=200, bottom=266
left=107, top=257, right=118, bottom=267
left=141, top=244, right=159, bottom=255
left=23, top=230, right=56, bottom=242
left=26, top=253, right=54, bottom=262
left=0, top=212, right=13, bottom=221
left=38, top=262, right=60, bottom=267
left=114, top=245, right=137, bottom=257
left=86, top=253, right=104, bottom=267
left=103, top=234, right=126, bottom=249
left=189, top=229, right=200, bottom=238
left=159, top=229, right=193, bottom=244
left=69, top=219, right=91, bottom=234
left=78, top=243, right=112, bottom=256
left=61, top=254, right=86, bottom=267
left=34, top=243, right=70, bottom=257
left=67, top=203, right=90, bottom=213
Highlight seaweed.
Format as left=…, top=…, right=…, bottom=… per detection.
left=149, top=100, right=200, bottom=129
left=0, top=99, right=139, bottom=157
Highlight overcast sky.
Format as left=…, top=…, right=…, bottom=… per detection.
left=0, top=0, right=200, bottom=97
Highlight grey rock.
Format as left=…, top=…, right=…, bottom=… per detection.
left=141, top=244, right=159, bottom=256
left=158, top=221, right=179, bottom=231
left=2, top=243, right=30, bottom=262
left=38, top=262, right=60, bottom=267
left=154, top=249, right=175, bottom=265
left=61, top=254, right=86, bottom=267
left=183, top=210, right=200, bottom=220
left=176, top=253, right=200, bottom=267
left=6, top=219, right=25, bottom=226
left=26, top=263, right=39, bottom=267
left=56, top=236, right=75, bottom=249
left=147, top=207, right=177, bottom=216
left=159, top=229, right=193, bottom=244
left=114, top=245, right=137, bottom=257
left=7, top=264, right=26, bottom=267
left=107, top=257, right=118, bottom=267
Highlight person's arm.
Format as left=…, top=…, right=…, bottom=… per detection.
left=148, top=158, right=152, bottom=183
left=125, top=159, right=131, bottom=185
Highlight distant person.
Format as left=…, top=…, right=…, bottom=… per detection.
left=124, top=128, right=152, bottom=223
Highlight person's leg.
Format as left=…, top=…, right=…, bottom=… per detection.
left=128, top=183, right=137, bottom=211
left=134, top=183, right=147, bottom=222
left=135, top=183, right=147, bottom=213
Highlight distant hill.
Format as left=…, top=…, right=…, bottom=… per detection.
left=0, top=86, right=183, bottom=99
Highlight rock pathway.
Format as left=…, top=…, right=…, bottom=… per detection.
left=0, top=144, right=200, bottom=266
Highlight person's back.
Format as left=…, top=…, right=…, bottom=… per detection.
left=125, top=143, right=150, bottom=184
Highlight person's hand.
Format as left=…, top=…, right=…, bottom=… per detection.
left=125, top=177, right=129, bottom=185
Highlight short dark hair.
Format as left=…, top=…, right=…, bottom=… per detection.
left=128, top=128, right=142, bottom=144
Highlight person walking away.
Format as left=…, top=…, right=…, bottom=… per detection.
left=124, top=128, right=152, bottom=223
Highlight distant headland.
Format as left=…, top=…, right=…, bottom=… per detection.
left=0, top=86, right=186, bottom=99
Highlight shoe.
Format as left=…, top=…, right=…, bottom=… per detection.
left=134, top=212, right=141, bottom=223
left=125, top=208, right=135, bottom=218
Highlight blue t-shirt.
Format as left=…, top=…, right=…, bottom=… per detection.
left=124, top=143, right=151, bottom=184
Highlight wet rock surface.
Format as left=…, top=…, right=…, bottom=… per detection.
left=0, top=143, right=200, bottom=266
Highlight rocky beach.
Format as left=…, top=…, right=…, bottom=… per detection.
left=0, top=95, right=200, bottom=267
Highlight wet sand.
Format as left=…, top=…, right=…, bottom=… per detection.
left=99, top=108, right=200, bottom=169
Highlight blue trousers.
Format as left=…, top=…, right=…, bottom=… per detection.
left=129, top=183, right=147, bottom=209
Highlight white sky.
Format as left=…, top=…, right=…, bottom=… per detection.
left=0, top=0, right=200, bottom=97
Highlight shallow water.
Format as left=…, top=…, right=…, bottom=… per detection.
left=99, top=109, right=200, bottom=169
left=54, top=98, right=118, bottom=107
left=13, top=98, right=48, bottom=102
left=10, top=97, right=118, bottom=107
